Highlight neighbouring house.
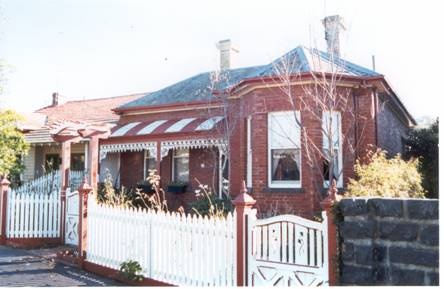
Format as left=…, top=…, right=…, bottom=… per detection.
left=20, top=92, right=144, bottom=185
left=98, top=16, right=416, bottom=217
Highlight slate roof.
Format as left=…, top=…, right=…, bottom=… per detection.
left=120, top=46, right=381, bottom=109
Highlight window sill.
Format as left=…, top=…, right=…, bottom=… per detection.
left=321, top=187, right=345, bottom=193
left=262, top=187, right=305, bottom=194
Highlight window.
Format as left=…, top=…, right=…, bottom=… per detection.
left=45, top=154, right=61, bottom=171
left=172, top=149, right=189, bottom=183
left=322, top=111, right=343, bottom=187
left=144, top=150, right=157, bottom=179
left=246, top=116, right=252, bottom=187
left=268, top=111, right=301, bottom=188
left=70, top=153, right=85, bottom=171
left=219, top=152, right=229, bottom=197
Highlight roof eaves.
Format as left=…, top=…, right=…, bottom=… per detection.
left=379, top=77, right=417, bottom=126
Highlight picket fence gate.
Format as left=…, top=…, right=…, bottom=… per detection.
left=86, top=197, right=237, bottom=287
left=247, top=211, right=329, bottom=286
left=6, top=187, right=61, bottom=238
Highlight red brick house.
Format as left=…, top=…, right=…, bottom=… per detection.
left=99, top=19, right=415, bottom=217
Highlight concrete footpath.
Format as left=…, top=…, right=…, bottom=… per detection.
left=0, top=245, right=122, bottom=286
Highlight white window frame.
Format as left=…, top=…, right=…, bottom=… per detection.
left=267, top=111, right=302, bottom=188
left=247, top=116, right=252, bottom=188
left=172, top=148, right=189, bottom=183
left=322, top=111, right=343, bottom=188
left=143, top=150, right=157, bottom=180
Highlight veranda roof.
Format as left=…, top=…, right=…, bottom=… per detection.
left=109, top=116, right=224, bottom=138
left=100, top=116, right=226, bottom=160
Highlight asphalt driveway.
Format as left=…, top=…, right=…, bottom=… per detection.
left=0, top=245, right=121, bottom=286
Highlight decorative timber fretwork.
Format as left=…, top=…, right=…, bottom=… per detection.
left=99, top=142, right=157, bottom=161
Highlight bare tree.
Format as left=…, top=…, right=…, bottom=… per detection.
left=265, top=42, right=368, bottom=203
left=205, top=69, right=239, bottom=198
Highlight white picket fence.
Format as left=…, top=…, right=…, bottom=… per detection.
left=6, top=187, right=61, bottom=238
left=69, top=170, right=84, bottom=190
left=86, top=197, right=237, bottom=286
left=15, top=170, right=84, bottom=195
left=16, top=170, right=61, bottom=195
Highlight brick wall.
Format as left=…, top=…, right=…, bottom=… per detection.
left=162, top=148, right=219, bottom=211
left=120, top=151, right=144, bottom=189
left=338, top=198, right=439, bottom=286
left=119, top=148, right=219, bottom=212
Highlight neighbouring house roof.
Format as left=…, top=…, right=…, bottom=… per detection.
left=37, top=93, right=145, bottom=124
left=17, top=112, right=47, bottom=132
left=119, top=46, right=381, bottom=109
left=24, top=128, right=57, bottom=144
left=25, top=93, right=145, bottom=144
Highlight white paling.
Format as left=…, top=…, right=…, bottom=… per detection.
left=16, top=170, right=61, bottom=195
left=86, top=196, right=237, bottom=286
left=15, top=170, right=84, bottom=195
left=6, top=187, right=61, bottom=238
left=69, top=170, right=84, bottom=190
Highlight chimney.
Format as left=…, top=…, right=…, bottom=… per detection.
left=52, top=92, right=59, bottom=106
left=322, top=15, right=345, bottom=57
left=216, top=39, right=239, bottom=70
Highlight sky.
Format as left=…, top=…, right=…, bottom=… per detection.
left=0, top=0, right=442, bottom=119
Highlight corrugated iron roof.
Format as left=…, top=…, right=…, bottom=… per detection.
left=24, top=128, right=54, bottom=144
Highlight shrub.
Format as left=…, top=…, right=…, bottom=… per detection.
left=403, top=118, right=439, bottom=198
left=97, top=172, right=134, bottom=207
left=133, top=170, right=168, bottom=212
left=346, top=148, right=425, bottom=198
left=190, top=179, right=233, bottom=218
left=119, top=260, right=143, bottom=282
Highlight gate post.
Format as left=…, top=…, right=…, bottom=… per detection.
left=78, top=177, right=92, bottom=269
left=232, top=181, right=256, bottom=286
left=0, top=177, right=10, bottom=244
left=60, top=140, right=72, bottom=244
left=320, top=180, right=341, bottom=286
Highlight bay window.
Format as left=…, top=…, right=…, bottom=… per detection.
left=322, top=111, right=343, bottom=187
left=268, top=111, right=301, bottom=188
left=172, top=148, right=189, bottom=183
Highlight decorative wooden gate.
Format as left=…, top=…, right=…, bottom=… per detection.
left=65, top=188, right=79, bottom=246
left=247, top=211, right=329, bottom=286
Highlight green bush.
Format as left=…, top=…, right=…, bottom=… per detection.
left=403, top=118, right=439, bottom=198
left=119, top=260, right=143, bottom=282
left=346, top=148, right=424, bottom=198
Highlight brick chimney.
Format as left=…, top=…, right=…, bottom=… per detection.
left=216, top=39, right=239, bottom=70
left=52, top=92, right=59, bottom=106
left=322, top=15, right=345, bottom=57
